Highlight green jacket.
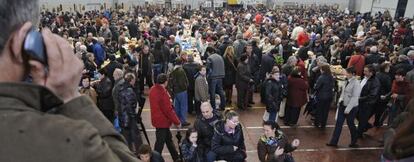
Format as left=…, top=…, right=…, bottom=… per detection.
left=168, top=66, right=189, bottom=95
left=0, top=83, right=140, bottom=162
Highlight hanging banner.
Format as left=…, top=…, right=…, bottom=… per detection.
left=228, top=0, right=238, bottom=5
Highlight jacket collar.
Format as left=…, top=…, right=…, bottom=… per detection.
left=0, top=83, right=63, bottom=112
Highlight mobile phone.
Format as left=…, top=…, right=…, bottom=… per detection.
left=23, top=28, right=48, bottom=66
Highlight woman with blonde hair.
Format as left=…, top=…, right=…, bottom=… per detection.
left=223, top=46, right=238, bottom=106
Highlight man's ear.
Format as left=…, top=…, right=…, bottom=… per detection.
left=10, top=22, right=33, bottom=63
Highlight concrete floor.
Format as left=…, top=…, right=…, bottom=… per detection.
left=138, top=88, right=385, bottom=162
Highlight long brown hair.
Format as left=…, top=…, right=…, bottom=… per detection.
left=224, top=46, right=235, bottom=60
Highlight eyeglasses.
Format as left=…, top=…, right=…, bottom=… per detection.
left=229, top=120, right=240, bottom=125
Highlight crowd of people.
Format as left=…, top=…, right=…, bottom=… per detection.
left=2, top=0, right=414, bottom=161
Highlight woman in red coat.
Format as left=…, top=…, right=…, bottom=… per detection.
left=285, top=67, right=309, bottom=126
left=347, top=48, right=365, bottom=77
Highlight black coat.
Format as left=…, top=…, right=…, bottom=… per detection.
left=104, top=61, right=123, bottom=82
left=365, top=53, right=381, bottom=65
left=193, top=113, right=221, bottom=149
left=248, top=54, right=260, bottom=76
left=376, top=72, right=392, bottom=99
left=183, top=62, right=200, bottom=91
left=393, top=61, right=414, bottom=74
left=236, top=62, right=253, bottom=88
left=260, top=54, right=275, bottom=81
left=265, top=78, right=283, bottom=112
left=359, top=76, right=380, bottom=105
left=224, top=56, right=238, bottom=87
left=314, top=73, right=335, bottom=101
left=211, top=121, right=246, bottom=161
left=96, top=76, right=115, bottom=111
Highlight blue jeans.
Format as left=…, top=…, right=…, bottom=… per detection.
left=153, top=64, right=163, bottom=81
left=268, top=111, right=279, bottom=122
left=329, top=104, right=358, bottom=145
left=209, top=78, right=226, bottom=110
left=174, top=91, right=188, bottom=123
left=206, top=151, right=216, bottom=162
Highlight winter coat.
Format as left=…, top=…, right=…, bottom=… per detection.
left=181, top=140, right=205, bottom=162
left=248, top=54, right=260, bottom=77
left=287, top=76, right=309, bottom=107
left=314, top=73, right=335, bottom=101
left=359, top=76, right=381, bottom=105
left=376, top=72, right=392, bottom=103
left=183, top=62, right=200, bottom=91
left=168, top=66, right=189, bottom=95
left=112, top=79, right=125, bottom=113
left=118, top=82, right=137, bottom=128
left=104, top=61, right=123, bottom=82
left=265, top=78, right=283, bottom=112
left=260, top=54, right=276, bottom=80
left=194, top=75, right=209, bottom=102
left=224, top=56, right=238, bottom=87
left=391, top=80, right=413, bottom=109
left=211, top=121, right=246, bottom=161
left=149, top=84, right=181, bottom=128
left=236, top=62, right=253, bottom=88
left=365, top=53, right=381, bottom=65
left=347, top=55, right=365, bottom=76
left=92, top=42, right=106, bottom=67
left=207, top=54, right=225, bottom=79
left=194, top=113, right=222, bottom=149
left=80, top=87, right=98, bottom=104
left=0, top=83, right=140, bottom=162
left=257, top=131, right=296, bottom=162
left=96, top=77, right=114, bottom=111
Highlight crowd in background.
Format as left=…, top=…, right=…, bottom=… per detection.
left=39, top=4, right=414, bottom=162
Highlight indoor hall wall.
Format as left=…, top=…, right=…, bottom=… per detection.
left=272, top=0, right=351, bottom=10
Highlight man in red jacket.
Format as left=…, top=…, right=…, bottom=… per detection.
left=149, top=73, right=181, bottom=161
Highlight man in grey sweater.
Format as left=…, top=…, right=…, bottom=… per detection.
left=206, top=47, right=226, bottom=110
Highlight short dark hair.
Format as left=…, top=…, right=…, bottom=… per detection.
left=81, top=74, right=91, bottom=82
left=240, top=54, right=248, bottom=62
left=206, top=46, right=216, bottom=54
left=263, top=120, right=280, bottom=130
left=345, top=67, right=356, bottom=75
left=365, top=64, right=376, bottom=74
left=156, top=73, right=168, bottom=84
left=395, top=68, right=407, bottom=76
left=137, top=144, right=152, bottom=155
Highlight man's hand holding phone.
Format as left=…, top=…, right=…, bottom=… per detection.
left=29, top=27, right=84, bottom=103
